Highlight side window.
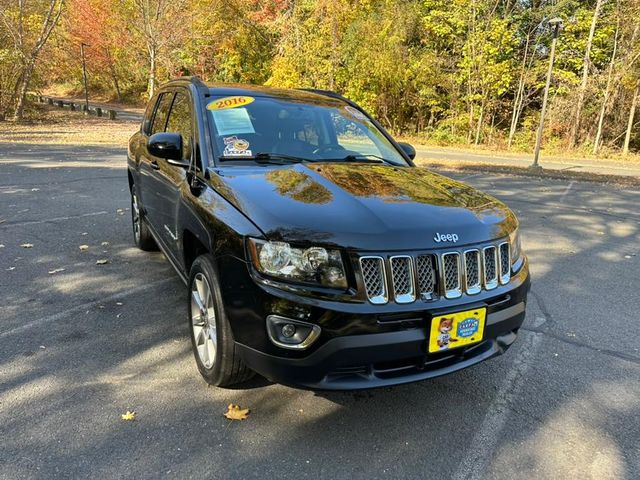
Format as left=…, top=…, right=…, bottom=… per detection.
left=166, top=92, right=193, bottom=160
left=150, top=93, right=174, bottom=135
left=142, top=94, right=158, bottom=134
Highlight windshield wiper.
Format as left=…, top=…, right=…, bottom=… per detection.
left=321, top=154, right=394, bottom=164
left=218, top=152, right=312, bottom=164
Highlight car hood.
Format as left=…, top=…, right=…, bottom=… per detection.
left=208, top=163, right=517, bottom=251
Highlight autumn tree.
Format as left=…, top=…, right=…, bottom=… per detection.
left=0, top=0, right=65, bottom=120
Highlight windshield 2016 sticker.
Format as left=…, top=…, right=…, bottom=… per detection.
left=223, top=136, right=252, bottom=157
left=207, top=96, right=255, bottom=110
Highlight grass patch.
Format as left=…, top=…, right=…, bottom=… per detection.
left=0, top=103, right=136, bottom=147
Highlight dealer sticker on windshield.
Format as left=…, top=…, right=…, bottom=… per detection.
left=428, top=308, right=486, bottom=353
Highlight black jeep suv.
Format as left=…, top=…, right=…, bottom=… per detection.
left=127, top=77, right=530, bottom=390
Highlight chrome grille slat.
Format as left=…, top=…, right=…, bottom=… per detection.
left=442, top=252, right=462, bottom=299
left=499, top=242, right=511, bottom=284
left=359, top=256, right=388, bottom=304
left=483, top=246, right=498, bottom=290
left=463, top=249, right=481, bottom=295
left=390, top=256, right=415, bottom=304
left=415, top=255, right=437, bottom=300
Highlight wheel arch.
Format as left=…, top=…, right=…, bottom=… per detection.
left=180, top=189, right=263, bottom=275
left=183, top=229, right=210, bottom=274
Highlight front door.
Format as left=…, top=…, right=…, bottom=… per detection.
left=139, top=91, right=175, bottom=245
left=151, top=90, right=194, bottom=259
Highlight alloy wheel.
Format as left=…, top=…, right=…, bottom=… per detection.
left=191, top=273, right=217, bottom=368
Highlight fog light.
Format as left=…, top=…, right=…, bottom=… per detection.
left=281, top=324, right=296, bottom=338
left=266, top=315, right=321, bottom=350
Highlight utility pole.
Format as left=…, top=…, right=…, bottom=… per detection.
left=531, top=18, right=563, bottom=170
left=81, top=43, right=90, bottom=113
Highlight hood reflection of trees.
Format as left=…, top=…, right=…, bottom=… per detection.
left=266, top=170, right=333, bottom=204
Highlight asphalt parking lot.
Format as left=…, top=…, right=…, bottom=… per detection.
left=1, top=142, right=639, bottom=479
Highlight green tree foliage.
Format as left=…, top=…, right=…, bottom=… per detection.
left=0, top=0, right=639, bottom=152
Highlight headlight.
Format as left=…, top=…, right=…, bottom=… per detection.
left=509, top=228, right=522, bottom=264
left=248, top=239, right=348, bottom=288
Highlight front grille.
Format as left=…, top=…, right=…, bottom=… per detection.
left=359, top=241, right=511, bottom=304
left=359, top=256, right=387, bottom=304
left=389, top=256, right=415, bottom=303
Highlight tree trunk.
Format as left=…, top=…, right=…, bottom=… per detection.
left=593, top=13, right=619, bottom=155
left=12, top=62, right=35, bottom=121
left=467, top=103, right=474, bottom=143
left=474, top=102, right=485, bottom=145
left=148, top=45, right=157, bottom=98
left=113, top=74, right=122, bottom=102
left=569, top=0, right=605, bottom=148
left=508, top=29, right=533, bottom=148
left=623, top=82, right=639, bottom=155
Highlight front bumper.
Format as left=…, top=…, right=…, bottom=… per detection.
left=237, top=302, right=525, bottom=390
left=230, top=260, right=530, bottom=390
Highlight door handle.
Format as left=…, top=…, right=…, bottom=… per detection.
left=150, top=160, right=160, bottom=170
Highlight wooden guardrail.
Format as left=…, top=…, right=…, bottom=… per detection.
left=37, top=95, right=118, bottom=120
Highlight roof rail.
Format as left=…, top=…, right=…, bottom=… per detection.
left=163, top=76, right=209, bottom=94
left=189, top=76, right=208, bottom=89
left=299, top=88, right=358, bottom=107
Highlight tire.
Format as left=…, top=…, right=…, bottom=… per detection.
left=188, top=254, right=254, bottom=387
left=130, top=184, right=157, bottom=251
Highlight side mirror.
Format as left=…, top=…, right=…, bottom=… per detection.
left=148, top=132, right=188, bottom=166
left=397, top=142, right=416, bottom=160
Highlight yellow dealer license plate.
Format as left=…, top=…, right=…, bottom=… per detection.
left=428, top=308, right=486, bottom=353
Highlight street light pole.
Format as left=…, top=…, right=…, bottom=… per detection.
left=531, top=18, right=563, bottom=170
left=80, top=43, right=90, bottom=114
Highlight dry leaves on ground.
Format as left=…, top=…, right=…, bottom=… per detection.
left=121, top=411, right=136, bottom=421
left=224, top=404, right=250, bottom=421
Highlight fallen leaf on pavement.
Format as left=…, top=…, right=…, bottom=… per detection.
left=48, top=268, right=65, bottom=275
left=96, top=259, right=110, bottom=265
left=121, top=411, right=136, bottom=421
left=79, top=245, right=89, bottom=251
left=20, top=243, right=33, bottom=248
left=224, top=404, right=250, bottom=421
left=116, top=209, right=124, bottom=215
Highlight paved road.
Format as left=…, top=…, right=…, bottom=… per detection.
left=1, top=143, right=639, bottom=479
left=414, top=145, right=640, bottom=177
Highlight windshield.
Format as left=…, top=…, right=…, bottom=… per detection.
left=206, top=94, right=408, bottom=165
